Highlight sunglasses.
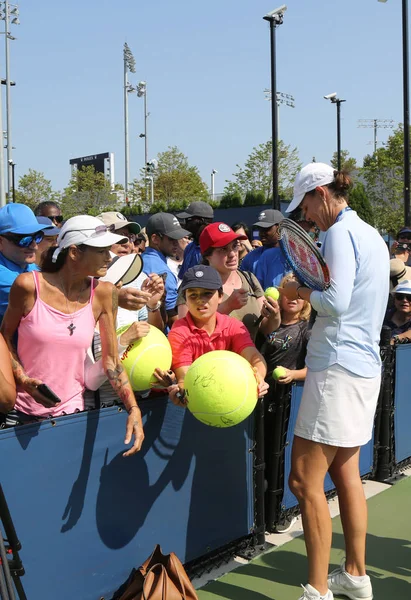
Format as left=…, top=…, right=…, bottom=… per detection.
left=50, top=215, right=64, bottom=224
left=2, top=231, right=44, bottom=248
left=215, top=241, right=241, bottom=255
left=118, top=233, right=137, bottom=244
left=395, top=293, right=411, bottom=301
left=60, top=223, right=116, bottom=241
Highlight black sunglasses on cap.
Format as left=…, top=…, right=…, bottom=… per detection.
left=2, top=231, right=44, bottom=248
left=50, top=215, right=64, bottom=224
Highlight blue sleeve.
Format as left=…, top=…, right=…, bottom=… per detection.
left=255, top=249, right=289, bottom=289
left=310, top=225, right=356, bottom=317
left=178, top=243, right=202, bottom=280
left=0, top=267, right=17, bottom=321
left=240, top=249, right=257, bottom=273
left=165, top=274, right=178, bottom=311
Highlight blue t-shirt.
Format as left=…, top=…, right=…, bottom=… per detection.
left=253, top=247, right=289, bottom=289
left=0, top=253, right=38, bottom=322
left=240, top=245, right=278, bottom=278
left=141, top=247, right=178, bottom=311
left=178, top=242, right=202, bottom=280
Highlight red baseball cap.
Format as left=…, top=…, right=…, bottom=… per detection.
left=199, top=222, right=248, bottom=254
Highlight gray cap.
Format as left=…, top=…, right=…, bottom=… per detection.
left=253, top=209, right=284, bottom=228
left=176, top=201, right=214, bottom=220
left=146, top=212, right=190, bottom=240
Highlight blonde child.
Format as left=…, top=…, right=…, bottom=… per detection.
left=263, top=273, right=311, bottom=385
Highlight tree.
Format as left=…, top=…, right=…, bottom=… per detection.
left=224, top=140, right=301, bottom=202
left=14, top=169, right=60, bottom=209
left=348, top=182, right=374, bottom=225
left=361, top=126, right=405, bottom=235
left=244, top=190, right=266, bottom=206
left=61, top=166, right=119, bottom=219
left=151, top=146, right=209, bottom=206
left=220, top=191, right=243, bottom=208
left=330, top=150, right=357, bottom=173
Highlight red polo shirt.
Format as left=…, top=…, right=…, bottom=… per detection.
left=168, top=312, right=254, bottom=369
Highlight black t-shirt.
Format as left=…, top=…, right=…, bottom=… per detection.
left=262, top=320, right=310, bottom=375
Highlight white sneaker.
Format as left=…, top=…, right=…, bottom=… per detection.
left=328, top=561, right=373, bottom=600
left=274, top=515, right=298, bottom=534
left=298, top=584, right=333, bottom=600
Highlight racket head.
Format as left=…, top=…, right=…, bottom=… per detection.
left=278, top=219, right=330, bottom=291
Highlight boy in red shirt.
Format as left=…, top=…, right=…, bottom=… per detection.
left=155, top=265, right=268, bottom=404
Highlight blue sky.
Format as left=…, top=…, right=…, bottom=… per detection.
left=6, top=0, right=403, bottom=195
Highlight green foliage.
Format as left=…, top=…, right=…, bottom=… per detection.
left=348, top=182, right=374, bottom=225
left=121, top=204, right=142, bottom=216
left=220, top=192, right=243, bottom=208
left=152, top=146, right=209, bottom=205
left=130, top=146, right=209, bottom=211
left=150, top=201, right=168, bottom=214
left=244, top=190, right=266, bottom=206
left=61, top=165, right=119, bottom=219
left=330, top=150, right=357, bottom=173
left=224, top=140, right=301, bottom=202
left=361, top=125, right=406, bottom=235
left=14, top=169, right=60, bottom=210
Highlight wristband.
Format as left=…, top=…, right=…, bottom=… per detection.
left=147, top=302, right=161, bottom=312
left=127, top=405, right=139, bottom=414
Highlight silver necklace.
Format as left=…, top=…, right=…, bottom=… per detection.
left=59, top=276, right=85, bottom=336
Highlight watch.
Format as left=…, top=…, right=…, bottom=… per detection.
left=147, top=301, right=162, bottom=312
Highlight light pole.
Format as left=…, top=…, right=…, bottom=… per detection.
left=263, top=5, right=287, bottom=210
left=0, top=2, right=18, bottom=206
left=123, top=43, right=136, bottom=205
left=0, top=3, right=18, bottom=203
left=211, top=169, right=217, bottom=201
left=358, top=119, right=394, bottom=153
left=137, top=81, right=148, bottom=203
left=8, top=159, right=14, bottom=202
left=264, top=89, right=295, bottom=141
left=379, top=0, right=410, bottom=226
left=324, top=93, right=346, bottom=171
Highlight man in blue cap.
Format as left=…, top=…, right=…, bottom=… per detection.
left=0, top=204, right=48, bottom=321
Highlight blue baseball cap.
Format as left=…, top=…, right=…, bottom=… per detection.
left=36, top=216, right=60, bottom=236
left=0, top=204, right=49, bottom=235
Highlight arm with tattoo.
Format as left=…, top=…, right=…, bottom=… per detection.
left=97, top=281, right=145, bottom=455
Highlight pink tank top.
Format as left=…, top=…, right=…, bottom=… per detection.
left=15, top=271, right=96, bottom=418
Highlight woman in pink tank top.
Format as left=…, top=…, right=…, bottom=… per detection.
left=1, top=215, right=145, bottom=456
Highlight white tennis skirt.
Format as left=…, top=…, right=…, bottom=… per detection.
left=294, top=363, right=381, bottom=448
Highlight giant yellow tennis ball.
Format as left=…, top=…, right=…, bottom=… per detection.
left=264, top=287, right=280, bottom=301
left=184, top=350, right=258, bottom=427
left=117, top=325, right=172, bottom=391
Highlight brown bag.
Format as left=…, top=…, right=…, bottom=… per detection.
left=117, top=545, right=199, bottom=600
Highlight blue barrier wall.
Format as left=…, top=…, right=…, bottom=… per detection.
left=0, top=398, right=254, bottom=600
left=394, top=344, right=411, bottom=464
left=281, top=384, right=375, bottom=510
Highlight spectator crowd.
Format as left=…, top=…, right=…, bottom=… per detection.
left=0, top=196, right=405, bottom=456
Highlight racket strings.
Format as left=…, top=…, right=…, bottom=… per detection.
left=278, top=220, right=330, bottom=291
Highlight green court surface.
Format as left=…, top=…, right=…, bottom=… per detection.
left=198, top=475, right=411, bottom=600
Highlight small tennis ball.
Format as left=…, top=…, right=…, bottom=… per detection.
left=184, top=350, right=258, bottom=428
left=117, top=325, right=172, bottom=391
left=273, top=366, right=287, bottom=380
left=264, top=287, right=280, bottom=301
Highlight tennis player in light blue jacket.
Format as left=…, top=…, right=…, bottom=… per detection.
left=281, top=163, right=389, bottom=600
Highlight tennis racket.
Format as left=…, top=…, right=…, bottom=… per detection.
left=278, top=219, right=330, bottom=291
